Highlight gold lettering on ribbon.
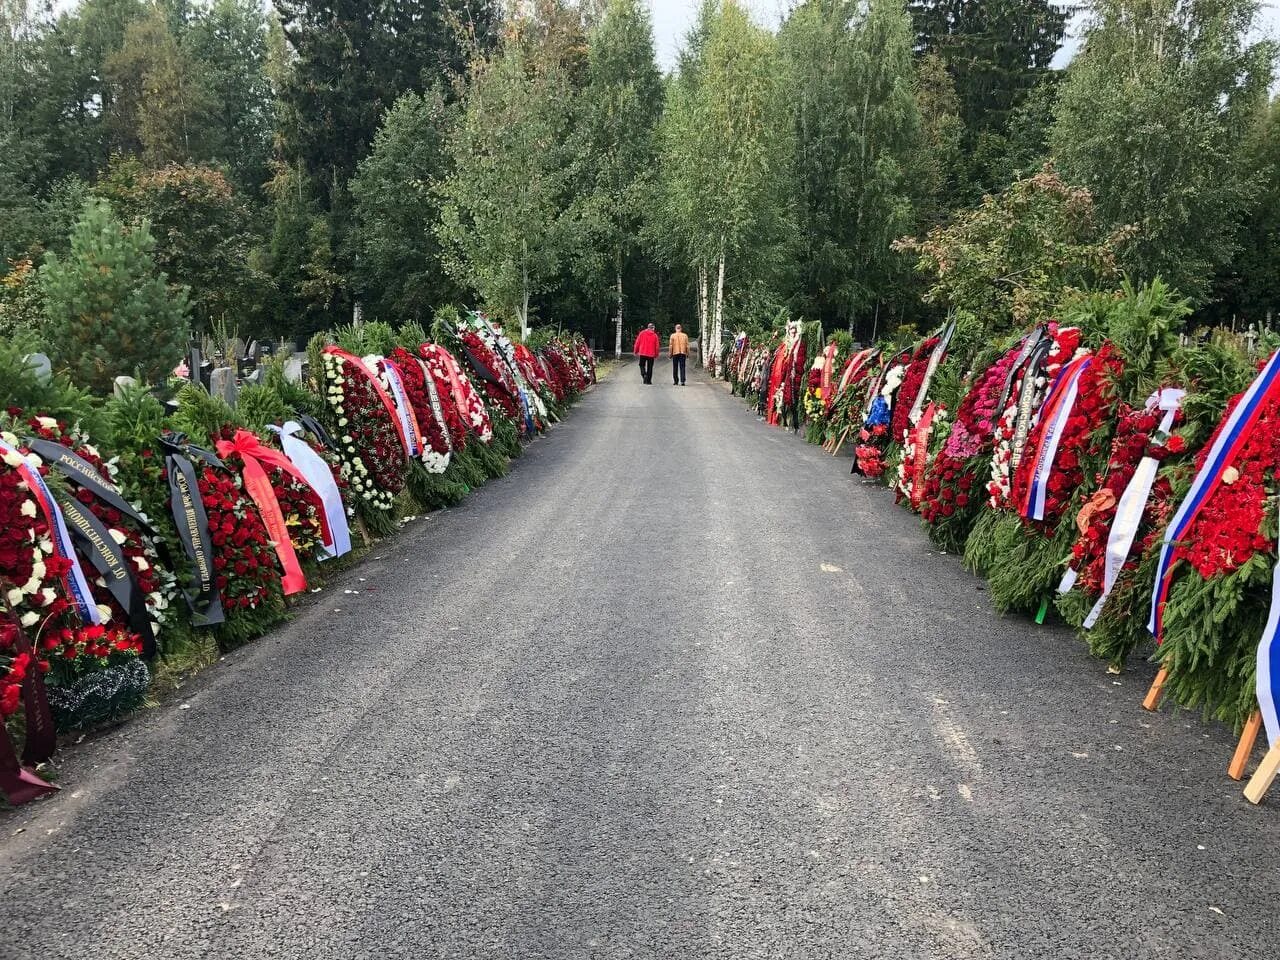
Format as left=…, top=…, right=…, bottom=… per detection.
left=59, top=501, right=127, bottom=581
left=54, top=451, right=122, bottom=493
left=174, top=469, right=213, bottom=590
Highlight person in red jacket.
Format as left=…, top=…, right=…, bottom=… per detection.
left=633, top=323, right=660, bottom=384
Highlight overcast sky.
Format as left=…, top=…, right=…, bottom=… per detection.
left=647, top=1, right=1280, bottom=72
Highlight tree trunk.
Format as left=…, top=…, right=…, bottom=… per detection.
left=712, top=237, right=726, bottom=372
left=520, top=237, right=530, bottom=340
left=697, top=261, right=709, bottom=367
left=614, top=266, right=624, bottom=358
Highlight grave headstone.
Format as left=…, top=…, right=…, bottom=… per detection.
left=113, top=375, right=137, bottom=398
left=209, top=366, right=237, bottom=406
left=23, top=353, right=51, bottom=385
left=284, top=354, right=305, bottom=383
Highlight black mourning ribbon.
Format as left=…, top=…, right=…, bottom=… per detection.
left=26, top=438, right=161, bottom=657
left=159, top=434, right=226, bottom=628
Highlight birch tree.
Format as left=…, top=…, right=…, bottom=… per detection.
left=655, top=0, right=796, bottom=361
left=1052, top=0, right=1274, bottom=302
left=573, top=0, right=662, bottom=355
left=781, top=0, right=921, bottom=334
left=436, top=5, right=581, bottom=337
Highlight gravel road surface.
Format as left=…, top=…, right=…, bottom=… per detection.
left=3, top=363, right=1279, bottom=959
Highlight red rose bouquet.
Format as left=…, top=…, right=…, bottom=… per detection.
left=1054, top=392, right=1192, bottom=666
left=459, top=328, right=522, bottom=426
left=921, top=340, right=1027, bottom=551
left=1010, top=343, right=1123, bottom=533
left=889, top=336, right=941, bottom=445
left=983, top=325, right=1081, bottom=512
left=22, top=416, right=176, bottom=658
left=1154, top=360, right=1280, bottom=726
left=540, top=344, right=574, bottom=403
left=977, top=342, right=1123, bottom=614
left=420, top=344, right=492, bottom=445
left=390, top=347, right=455, bottom=473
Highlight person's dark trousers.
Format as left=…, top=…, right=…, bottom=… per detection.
left=639, top=356, right=654, bottom=383
left=672, top=354, right=686, bottom=384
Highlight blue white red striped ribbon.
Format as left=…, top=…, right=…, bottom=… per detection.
left=1257, top=563, right=1280, bottom=748
left=0, top=438, right=102, bottom=626
left=1148, top=349, right=1280, bottom=641
left=371, top=357, right=421, bottom=460
left=1021, top=353, right=1093, bottom=522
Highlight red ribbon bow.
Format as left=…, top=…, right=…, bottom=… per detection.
left=216, top=430, right=314, bottom=597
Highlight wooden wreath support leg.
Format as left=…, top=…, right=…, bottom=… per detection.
left=1142, top=668, right=1169, bottom=711
left=1229, top=711, right=1263, bottom=781
left=1244, top=745, right=1280, bottom=805
left=831, top=427, right=851, bottom=457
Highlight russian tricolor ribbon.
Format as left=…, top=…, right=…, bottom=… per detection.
left=1020, top=353, right=1093, bottom=522
left=0, top=437, right=102, bottom=627
left=1149, top=349, right=1280, bottom=641
left=1257, top=564, right=1280, bottom=748
left=1059, top=388, right=1186, bottom=628
left=369, top=356, right=423, bottom=460
left=269, top=422, right=351, bottom=560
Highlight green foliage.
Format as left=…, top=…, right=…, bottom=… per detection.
left=781, top=0, right=921, bottom=334
left=895, top=165, right=1133, bottom=334
left=406, top=462, right=469, bottom=512
left=908, top=0, right=1067, bottom=199
left=274, top=0, right=493, bottom=211
left=0, top=258, right=44, bottom=340
left=569, top=0, right=663, bottom=317
left=94, top=157, right=265, bottom=330
left=350, top=90, right=462, bottom=324
left=263, top=163, right=346, bottom=340
left=437, top=6, right=584, bottom=337
left=234, top=383, right=292, bottom=433
left=169, top=383, right=239, bottom=446
left=0, top=330, right=104, bottom=435
left=40, top=197, right=191, bottom=394
left=105, top=6, right=217, bottom=165
left=1052, top=0, right=1275, bottom=304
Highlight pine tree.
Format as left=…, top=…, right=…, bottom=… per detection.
left=907, top=0, right=1066, bottom=196
left=40, top=197, right=191, bottom=393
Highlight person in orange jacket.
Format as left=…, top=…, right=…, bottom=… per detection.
left=669, top=323, right=689, bottom=386
left=633, top=323, right=660, bottom=384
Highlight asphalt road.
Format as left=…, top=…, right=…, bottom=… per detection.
left=3, top=363, right=1279, bottom=959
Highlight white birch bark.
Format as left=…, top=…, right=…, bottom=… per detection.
left=614, top=268, right=624, bottom=358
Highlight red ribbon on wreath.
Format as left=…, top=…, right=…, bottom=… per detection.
left=909, top=403, right=940, bottom=510
left=323, top=346, right=412, bottom=462
left=215, top=430, right=309, bottom=597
